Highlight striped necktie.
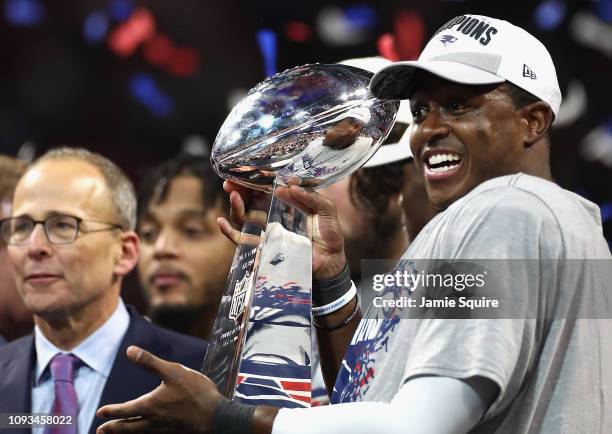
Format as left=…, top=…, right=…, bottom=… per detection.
left=44, top=353, right=79, bottom=434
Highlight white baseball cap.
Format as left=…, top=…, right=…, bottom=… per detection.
left=338, top=56, right=413, bottom=167
left=339, top=56, right=394, bottom=74
left=321, top=105, right=372, bottom=126
left=363, top=101, right=413, bottom=167
left=370, top=15, right=562, bottom=120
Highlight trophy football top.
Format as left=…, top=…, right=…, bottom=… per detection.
left=211, top=63, right=399, bottom=192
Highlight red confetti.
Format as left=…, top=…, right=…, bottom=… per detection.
left=107, top=6, right=200, bottom=77
left=377, top=32, right=400, bottom=61
left=167, top=47, right=200, bottom=77
left=286, top=21, right=312, bottom=43
left=143, top=34, right=173, bottom=66
left=108, top=7, right=156, bottom=57
left=393, top=10, right=425, bottom=60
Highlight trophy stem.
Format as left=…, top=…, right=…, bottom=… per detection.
left=202, top=181, right=313, bottom=407
left=201, top=191, right=270, bottom=398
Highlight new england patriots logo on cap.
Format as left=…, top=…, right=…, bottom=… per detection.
left=439, top=34, right=458, bottom=46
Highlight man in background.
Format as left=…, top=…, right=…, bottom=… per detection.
left=0, top=155, right=33, bottom=344
left=137, top=152, right=235, bottom=340
left=310, top=57, right=437, bottom=405
left=320, top=57, right=437, bottom=284
left=0, top=147, right=206, bottom=434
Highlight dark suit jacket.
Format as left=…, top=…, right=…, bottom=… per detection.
left=0, top=306, right=207, bottom=433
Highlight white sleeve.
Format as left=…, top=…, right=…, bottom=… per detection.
left=271, top=376, right=496, bottom=434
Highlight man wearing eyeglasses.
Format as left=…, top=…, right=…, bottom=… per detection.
left=0, top=147, right=206, bottom=434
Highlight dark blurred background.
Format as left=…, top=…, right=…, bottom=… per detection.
left=1, top=0, right=611, bottom=243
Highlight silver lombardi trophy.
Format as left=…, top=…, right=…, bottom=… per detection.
left=202, top=63, right=398, bottom=407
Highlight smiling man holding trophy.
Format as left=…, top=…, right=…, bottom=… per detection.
left=97, top=15, right=612, bottom=434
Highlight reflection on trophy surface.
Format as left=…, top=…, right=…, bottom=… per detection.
left=279, top=107, right=373, bottom=188
left=202, top=63, right=398, bottom=406
left=211, top=63, right=398, bottom=191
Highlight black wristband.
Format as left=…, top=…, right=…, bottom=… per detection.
left=312, top=262, right=352, bottom=307
left=213, top=398, right=255, bottom=434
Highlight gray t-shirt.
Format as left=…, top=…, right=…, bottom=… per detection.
left=331, top=173, right=612, bottom=433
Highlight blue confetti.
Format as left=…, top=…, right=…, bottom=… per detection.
left=604, top=117, right=612, bottom=135
left=535, top=0, right=566, bottom=31
left=128, top=73, right=174, bottom=117
left=256, top=29, right=277, bottom=78
left=344, top=5, right=378, bottom=29
left=595, top=0, right=612, bottom=23
left=4, top=0, right=45, bottom=27
left=83, top=11, right=109, bottom=45
left=109, top=0, right=134, bottom=23
left=601, top=202, right=612, bottom=222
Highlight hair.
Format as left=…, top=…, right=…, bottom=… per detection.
left=34, top=147, right=137, bottom=230
left=503, top=82, right=552, bottom=142
left=349, top=159, right=407, bottom=238
left=348, top=118, right=412, bottom=237
left=0, top=155, right=28, bottom=203
left=504, top=82, right=541, bottom=110
left=137, top=152, right=225, bottom=222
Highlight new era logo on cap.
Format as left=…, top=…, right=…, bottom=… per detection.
left=523, top=64, right=537, bottom=79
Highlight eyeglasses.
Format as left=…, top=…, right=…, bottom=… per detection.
left=0, top=215, right=123, bottom=246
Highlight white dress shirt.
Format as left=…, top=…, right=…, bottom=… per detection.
left=32, top=299, right=130, bottom=434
